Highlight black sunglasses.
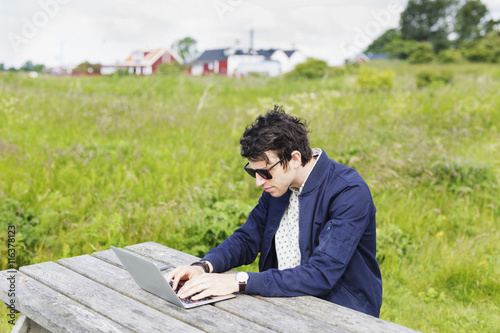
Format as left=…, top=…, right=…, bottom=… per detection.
left=244, top=158, right=284, bottom=180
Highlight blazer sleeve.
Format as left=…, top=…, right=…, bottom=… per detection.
left=245, top=183, right=373, bottom=297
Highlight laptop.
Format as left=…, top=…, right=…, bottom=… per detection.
left=111, top=246, right=235, bottom=308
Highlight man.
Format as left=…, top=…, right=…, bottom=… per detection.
left=166, top=106, right=382, bottom=317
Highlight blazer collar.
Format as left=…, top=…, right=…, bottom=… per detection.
left=299, top=149, right=331, bottom=196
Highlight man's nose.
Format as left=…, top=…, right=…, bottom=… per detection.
left=255, top=174, right=266, bottom=187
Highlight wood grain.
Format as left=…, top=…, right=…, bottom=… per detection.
left=256, top=296, right=420, bottom=333
left=0, top=270, right=131, bottom=333
left=19, top=262, right=202, bottom=333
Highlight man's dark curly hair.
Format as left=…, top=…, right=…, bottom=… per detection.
left=240, top=105, right=313, bottom=167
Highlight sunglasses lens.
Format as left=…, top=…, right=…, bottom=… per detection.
left=257, top=170, right=272, bottom=180
left=245, top=168, right=256, bottom=178
left=244, top=162, right=274, bottom=180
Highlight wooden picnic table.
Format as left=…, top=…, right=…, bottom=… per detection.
left=1, top=241, right=419, bottom=333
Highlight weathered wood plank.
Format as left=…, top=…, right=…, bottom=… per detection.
left=19, top=262, right=202, bottom=333
left=126, top=241, right=200, bottom=266
left=59, top=254, right=273, bottom=333
left=0, top=270, right=131, bottom=333
left=214, top=293, right=348, bottom=332
left=256, top=296, right=420, bottom=333
left=11, top=314, right=51, bottom=333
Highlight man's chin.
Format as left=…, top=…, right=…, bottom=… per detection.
left=268, top=190, right=286, bottom=198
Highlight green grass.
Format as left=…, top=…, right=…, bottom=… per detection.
left=0, top=61, right=499, bottom=332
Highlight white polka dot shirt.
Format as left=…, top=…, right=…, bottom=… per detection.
left=275, top=149, right=322, bottom=270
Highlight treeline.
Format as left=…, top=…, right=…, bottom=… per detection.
left=0, top=61, right=45, bottom=73
left=366, top=0, right=500, bottom=63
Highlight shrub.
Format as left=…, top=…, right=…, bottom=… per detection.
left=408, top=42, right=434, bottom=64
left=156, top=62, right=184, bottom=76
left=461, top=31, right=500, bottom=63
left=437, top=49, right=462, bottom=63
left=288, top=58, right=328, bottom=79
left=172, top=199, right=253, bottom=257
left=327, top=66, right=347, bottom=77
left=113, top=68, right=132, bottom=76
left=462, top=42, right=493, bottom=62
left=356, top=67, right=394, bottom=91
left=376, top=224, right=413, bottom=264
left=429, top=160, right=496, bottom=190
left=0, top=198, right=40, bottom=269
left=416, top=69, right=453, bottom=88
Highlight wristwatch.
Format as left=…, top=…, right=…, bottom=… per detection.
left=235, top=272, right=249, bottom=293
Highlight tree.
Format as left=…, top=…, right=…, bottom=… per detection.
left=33, top=64, right=44, bottom=73
left=455, top=0, right=489, bottom=44
left=483, top=19, right=500, bottom=35
left=20, top=61, right=34, bottom=71
left=20, top=61, right=45, bottom=72
left=400, top=0, right=458, bottom=52
left=385, top=34, right=419, bottom=59
left=74, top=61, right=101, bottom=74
left=171, top=37, right=198, bottom=65
left=364, top=29, right=420, bottom=59
left=0, top=63, right=4, bottom=71
left=365, top=29, right=399, bottom=54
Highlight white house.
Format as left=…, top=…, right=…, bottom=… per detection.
left=190, top=48, right=306, bottom=77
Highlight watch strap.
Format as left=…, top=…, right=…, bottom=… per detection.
left=190, top=260, right=210, bottom=273
left=236, top=272, right=249, bottom=293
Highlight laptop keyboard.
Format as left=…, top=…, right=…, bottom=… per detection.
left=169, top=280, right=213, bottom=304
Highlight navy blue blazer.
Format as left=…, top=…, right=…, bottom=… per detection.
left=204, top=150, right=382, bottom=317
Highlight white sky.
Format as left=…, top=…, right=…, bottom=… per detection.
left=1, top=0, right=499, bottom=68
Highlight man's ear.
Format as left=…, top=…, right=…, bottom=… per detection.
left=290, top=151, right=302, bottom=168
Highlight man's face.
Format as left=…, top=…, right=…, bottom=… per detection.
left=247, top=151, right=296, bottom=197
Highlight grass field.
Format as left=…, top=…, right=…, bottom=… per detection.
left=0, top=61, right=499, bottom=332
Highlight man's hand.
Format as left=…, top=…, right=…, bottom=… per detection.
left=176, top=273, right=239, bottom=301
left=164, top=265, right=204, bottom=291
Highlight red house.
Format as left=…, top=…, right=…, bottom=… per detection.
left=189, top=49, right=231, bottom=76
left=101, top=48, right=183, bottom=75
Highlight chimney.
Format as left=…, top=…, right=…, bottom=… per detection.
left=250, top=29, right=254, bottom=51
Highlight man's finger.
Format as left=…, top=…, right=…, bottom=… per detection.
left=166, top=267, right=186, bottom=291
left=178, top=278, right=203, bottom=298
left=191, top=288, right=210, bottom=301
left=172, top=271, right=186, bottom=291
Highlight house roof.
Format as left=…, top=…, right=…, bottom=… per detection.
left=194, top=48, right=260, bottom=63
left=193, top=48, right=304, bottom=64
left=257, top=49, right=279, bottom=59
left=120, top=48, right=183, bottom=67
left=195, top=49, right=229, bottom=62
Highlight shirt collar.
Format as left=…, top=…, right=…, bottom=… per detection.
left=290, top=148, right=322, bottom=195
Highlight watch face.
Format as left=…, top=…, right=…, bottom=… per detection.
left=237, top=272, right=249, bottom=283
